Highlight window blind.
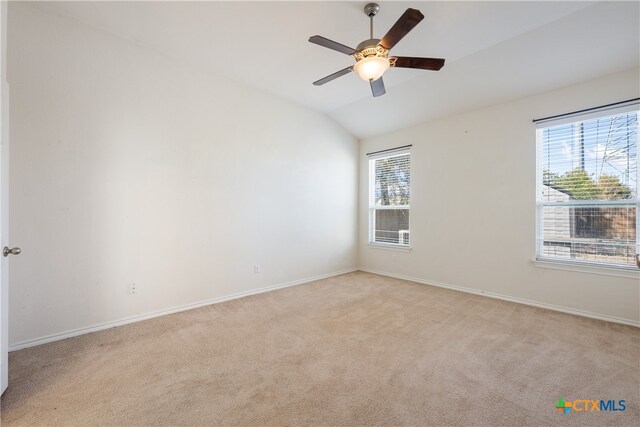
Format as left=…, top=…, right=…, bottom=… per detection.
left=536, top=104, right=639, bottom=268
left=369, top=148, right=410, bottom=246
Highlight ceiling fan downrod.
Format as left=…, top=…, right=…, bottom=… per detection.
left=364, top=3, right=380, bottom=39
left=357, top=3, right=383, bottom=54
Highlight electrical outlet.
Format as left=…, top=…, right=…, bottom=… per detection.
left=254, top=264, right=261, bottom=274
left=128, top=283, right=136, bottom=295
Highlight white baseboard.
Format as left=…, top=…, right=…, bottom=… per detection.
left=358, top=268, right=640, bottom=328
left=9, top=268, right=357, bottom=352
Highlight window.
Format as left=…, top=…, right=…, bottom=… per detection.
left=368, top=147, right=410, bottom=247
left=536, top=103, right=639, bottom=269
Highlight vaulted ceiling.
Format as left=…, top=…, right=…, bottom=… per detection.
left=38, top=1, right=640, bottom=139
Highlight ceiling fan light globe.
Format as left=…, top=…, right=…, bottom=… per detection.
left=354, top=56, right=389, bottom=81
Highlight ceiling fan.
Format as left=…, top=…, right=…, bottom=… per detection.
left=309, top=3, right=445, bottom=97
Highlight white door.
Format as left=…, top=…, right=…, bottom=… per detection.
left=1, top=0, right=11, bottom=395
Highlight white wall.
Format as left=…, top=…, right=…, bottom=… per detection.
left=7, top=3, right=357, bottom=346
left=359, top=67, right=640, bottom=325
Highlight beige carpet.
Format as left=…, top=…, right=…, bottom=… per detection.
left=1, top=271, right=638, bottom=426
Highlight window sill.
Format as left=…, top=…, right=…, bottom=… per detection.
left=367, top=243, right=413, bottom=252
left=532, top=258, right=640, bottom=279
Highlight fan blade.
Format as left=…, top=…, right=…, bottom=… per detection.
left=379, top=8, right=424, bottom=50
left=309, top=35, right=356, bottom=55
left=392, top=56, right=445, bottom=71
left=313, top=66, right=353, bottom=86
left=370, top=77, right=386, bottom=97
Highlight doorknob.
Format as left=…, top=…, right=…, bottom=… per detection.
left=3, top=247, right=21, bottom=257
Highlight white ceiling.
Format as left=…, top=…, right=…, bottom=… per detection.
left=37, top=1, right=640, bottom=139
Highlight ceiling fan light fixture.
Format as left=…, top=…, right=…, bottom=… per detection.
left=354, top=56, right=389, bottom=81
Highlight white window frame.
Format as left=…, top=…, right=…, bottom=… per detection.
left=368, top=147, right=411, bottom=249
left=534, top=102, right=640, bottom=273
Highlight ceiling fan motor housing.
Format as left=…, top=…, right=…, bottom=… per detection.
left=356, top=38, right=381, bottom=54
left=354, top=39, right=395, bottom=67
